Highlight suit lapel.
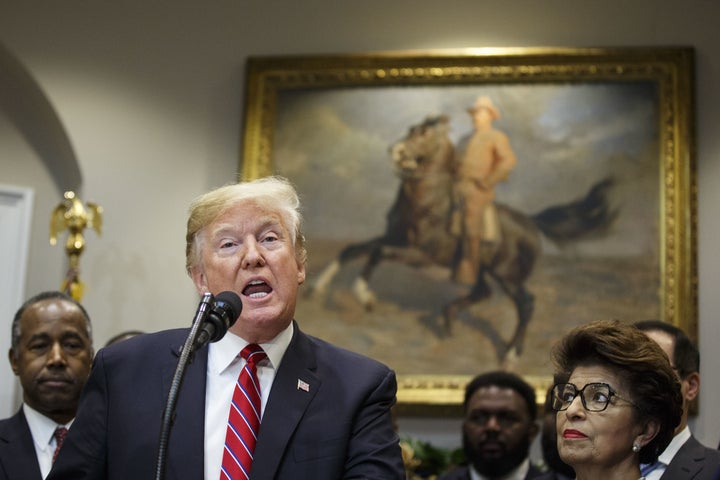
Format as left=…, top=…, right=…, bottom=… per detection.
left=660, top=436, right=706, bottom=479
left=159, top=337, right=209, bottom=479
left=252, top=324, right=321, bottom=478
left=0, top=409, right=43, bottom=480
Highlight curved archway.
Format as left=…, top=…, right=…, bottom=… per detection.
left=0, top=41, right=82, bottom=192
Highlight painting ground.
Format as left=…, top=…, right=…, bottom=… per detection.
left=297, top=239, right=660, bottom=378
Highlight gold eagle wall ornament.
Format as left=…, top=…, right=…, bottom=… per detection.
left=50, top=191, right=103, bottom=301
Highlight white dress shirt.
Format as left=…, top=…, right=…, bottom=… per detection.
left=644, top=425, right=692, bottom=480
left=203, top=322, right=293, bottom=480
left=22, top=403, right=72, bottom=479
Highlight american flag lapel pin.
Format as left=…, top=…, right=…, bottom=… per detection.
left=297, top=379, right=310, bottom=392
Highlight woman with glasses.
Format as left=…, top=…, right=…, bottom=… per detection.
left=545, top=319, right=682, bottom=480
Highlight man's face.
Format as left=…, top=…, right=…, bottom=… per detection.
left=462, top=385, right=538, bottom=478
left=191, top=201, right=306, bottom=344
left=470, top=108, right=494, bottom=129
left=9, top=298, right=93, bottom=424
left=643, top=329, right=694, bottom=431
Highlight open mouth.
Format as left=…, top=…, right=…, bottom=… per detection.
left=242, top=280, right=272, bottom=298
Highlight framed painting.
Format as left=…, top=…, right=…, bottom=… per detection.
left=240, top=47, right=696, bottom=415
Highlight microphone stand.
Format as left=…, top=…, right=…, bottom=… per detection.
left=154, top=292, right=213, bottom=480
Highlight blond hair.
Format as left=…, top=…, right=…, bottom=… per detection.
left=185, top=176, right=307, bottom=274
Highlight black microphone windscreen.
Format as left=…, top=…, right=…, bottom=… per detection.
left=213, top=291, right=242, bottom=327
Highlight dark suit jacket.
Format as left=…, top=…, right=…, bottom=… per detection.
left=534, top=471, right=572, bottom=480
left=439, top=462, right=545, bottom=480
left=48, top=322, right=404, bottom=479
left=0, top=408, right=43, bottom=480
left=661, top=435, right=720, bottom=480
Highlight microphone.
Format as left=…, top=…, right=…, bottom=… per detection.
left=156, top=291, right=240, bottom=480
left=190, top=292, right=214, bottom=332
left=191, top=291, right=242, bottom=352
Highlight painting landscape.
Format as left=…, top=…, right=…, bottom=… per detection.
left=273, top=83, right=660, bottom=375
left=240, top=49, right=695, bottom=410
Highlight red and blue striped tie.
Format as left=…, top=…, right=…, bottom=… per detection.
left=220, top=344, right=266, bottom=480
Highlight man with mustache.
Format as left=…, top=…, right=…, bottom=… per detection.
left=440, top=371, right=543, bottom=480
left=0, top=291, right=94, bottom=480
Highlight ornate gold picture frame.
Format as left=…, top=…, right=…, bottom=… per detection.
left=240, top=47, right=696, bottom=415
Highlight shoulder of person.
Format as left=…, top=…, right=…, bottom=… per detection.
left=686, top=435, right=720, bottom=458
left=302, top=330, right=393, bottom=374
left=437, top=464, right=469, bottom=480
left=0, top=408, right=25, bottom=429
left=699, top=439, right=720, bottom=463
left=0, top=415, right=16, bottom=434
left=97, top=328, right=190, bottom=362
left=532, top=472, right=565, bottom=480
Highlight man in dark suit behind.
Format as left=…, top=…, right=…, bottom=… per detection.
left=49, top=176, right=404, bottom=479
left=439, top=371, right=544, bottom=480
left=0, top=291, right=94, bottom=480
left=635, top=320, right=720, bottom=480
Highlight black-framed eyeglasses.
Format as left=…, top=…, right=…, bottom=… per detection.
left=551, top=382, right=638, bottom=412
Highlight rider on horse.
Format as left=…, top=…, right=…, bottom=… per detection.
left=450, top=96, right=517, bottom=284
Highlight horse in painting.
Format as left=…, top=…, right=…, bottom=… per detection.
left=309, top=115, right=616, bottom=361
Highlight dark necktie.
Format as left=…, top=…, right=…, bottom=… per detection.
left=220, top=344, right=267, bottom=480
left=52, top=426, right=68, bottom=463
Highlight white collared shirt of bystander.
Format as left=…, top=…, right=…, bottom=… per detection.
left=22, top=403, right=72, bottom=479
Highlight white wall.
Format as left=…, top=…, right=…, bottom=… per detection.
left=0, top=0, right=718, bottom=450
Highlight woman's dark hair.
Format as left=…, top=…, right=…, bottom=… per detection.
left=552, top=319, right=682, bottom=464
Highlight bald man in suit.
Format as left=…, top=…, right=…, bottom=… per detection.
left=0, top=291, right=93, bottom=480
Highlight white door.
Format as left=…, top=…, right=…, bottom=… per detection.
left=0, top=184, right=34, bottom=416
